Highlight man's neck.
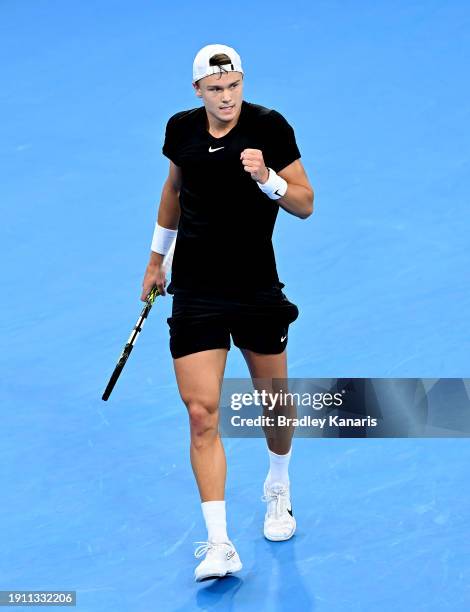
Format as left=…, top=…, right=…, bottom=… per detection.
left=206, top=104, right=242, bottom=138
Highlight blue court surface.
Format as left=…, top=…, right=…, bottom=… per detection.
left=1, top=1, right=470, bottom=610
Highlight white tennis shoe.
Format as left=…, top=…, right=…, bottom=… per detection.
left=262, top=481, right=296, bottom=541
left=193, top=540, right=243, bottom=582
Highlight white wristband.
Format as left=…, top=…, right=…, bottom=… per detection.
left=151, top=223, right=177, bottom=255
left=256, top=168, right=288, bottom=200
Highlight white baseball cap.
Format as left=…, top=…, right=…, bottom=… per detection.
left=192, top=44, right=243, bottom=84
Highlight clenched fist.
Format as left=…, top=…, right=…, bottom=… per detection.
left=240, top=149, right=269, bottom=184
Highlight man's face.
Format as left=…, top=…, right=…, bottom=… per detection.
left=194, top=71, right=244, bottom=123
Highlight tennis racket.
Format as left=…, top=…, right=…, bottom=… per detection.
left=101, top=237, right=176, bottom=401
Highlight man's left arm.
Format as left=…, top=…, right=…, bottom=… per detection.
left=240, top=149, right=314, bottom=219
left=268, top=159, right=314, bottom=219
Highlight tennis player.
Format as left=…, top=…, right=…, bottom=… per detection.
left=141, top=44, right=313, bottom=582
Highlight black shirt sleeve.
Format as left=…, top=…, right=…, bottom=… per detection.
left=263, top=110, right=301, bottom=173
left=162, top=112, right=184, bottom=166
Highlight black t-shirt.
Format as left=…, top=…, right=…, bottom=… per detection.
left=162, top=100, right=301, bottom=296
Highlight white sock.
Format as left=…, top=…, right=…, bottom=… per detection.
left=266, top=447, right=292, bottom=487
left=201, top=500, right=229, bottom=543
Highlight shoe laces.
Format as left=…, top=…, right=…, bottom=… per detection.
left=261, top=484, right=290, bottom=519
left=194, top=541, right=229, bottom=559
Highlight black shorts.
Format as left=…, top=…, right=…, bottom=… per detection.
left=166, top=285, right=299, bottom=359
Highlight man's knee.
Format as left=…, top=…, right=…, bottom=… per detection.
left=185, top=398, right=219, bottom=442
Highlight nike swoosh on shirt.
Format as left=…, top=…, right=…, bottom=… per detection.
left=209, top=146, right=225, bottom=153
left=281, top=335, right=287, bottom=342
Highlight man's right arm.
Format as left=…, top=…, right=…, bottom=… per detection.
left=149, top=161, right=182, bottom=266
left=141, top=161, right=182, bottom=299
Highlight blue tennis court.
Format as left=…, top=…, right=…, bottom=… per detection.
left=1, top=1, right=470, bottom=610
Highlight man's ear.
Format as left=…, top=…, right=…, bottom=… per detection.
left=193, top=82, right=202, bottom=98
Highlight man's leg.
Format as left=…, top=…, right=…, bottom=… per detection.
left=240, top=347, right=297, bottom=541
left=240, top=347, right=295, bottom=454
left=173, top=348, right=242, bottom=580
left=173, top=348, right=228, bottom=501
